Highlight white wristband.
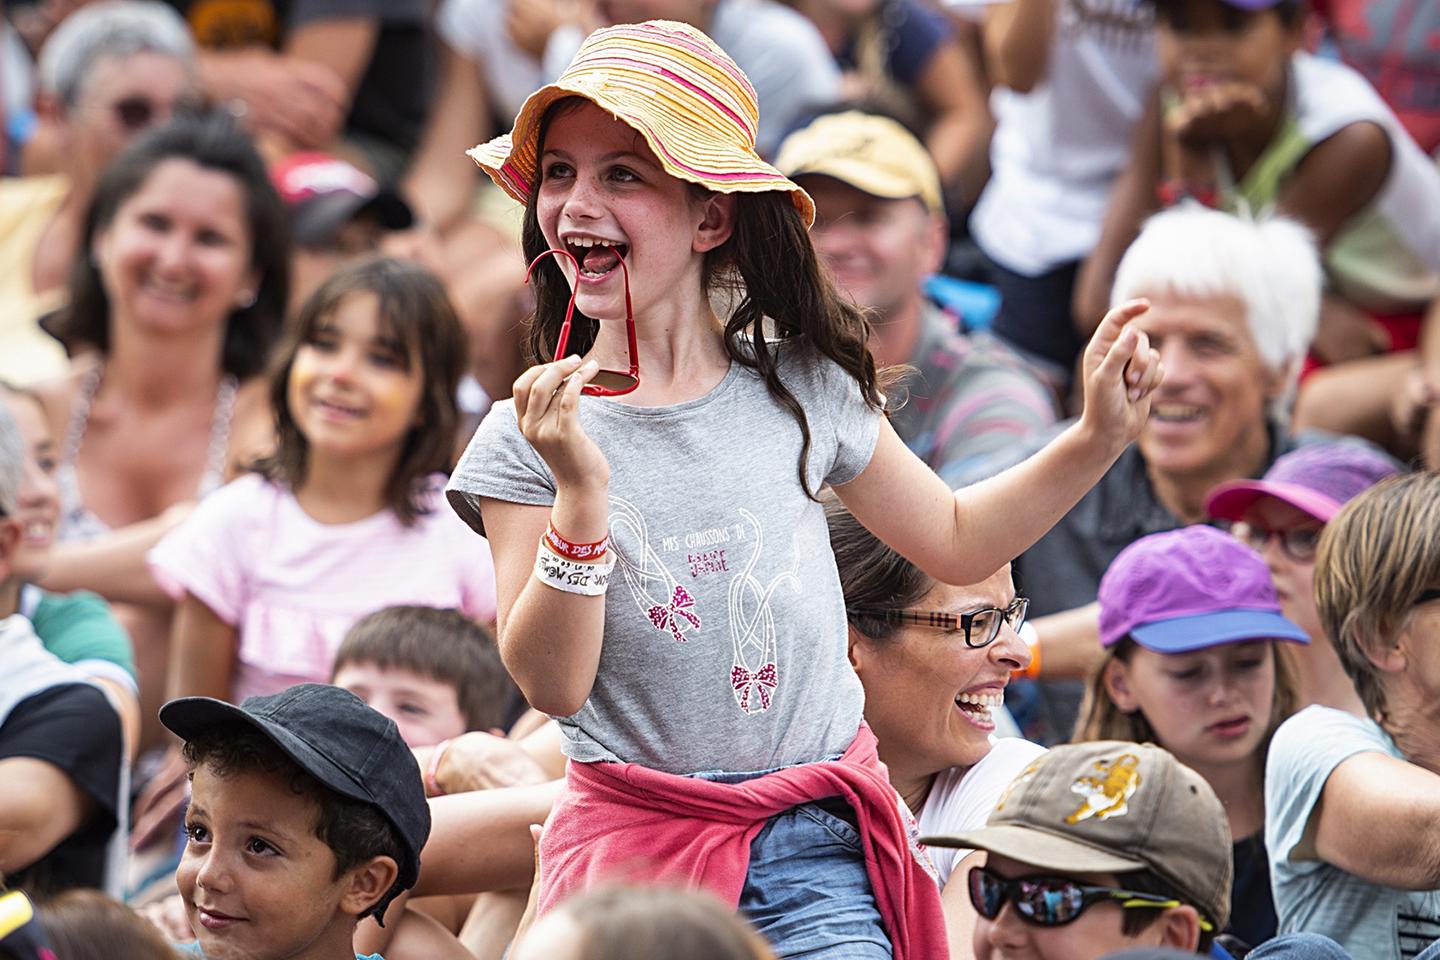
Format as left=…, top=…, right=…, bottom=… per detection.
left=535, top=540, right=616, bottom=596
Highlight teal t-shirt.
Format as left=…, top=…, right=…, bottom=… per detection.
left=25, top=587, right=136, bottom=681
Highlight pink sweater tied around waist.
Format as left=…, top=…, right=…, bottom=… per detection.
left=536, top=723, right=948, bottom=959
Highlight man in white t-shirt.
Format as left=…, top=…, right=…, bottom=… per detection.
left=775, top=109, right=1058, bottom=486
left=0, top=405, right=124, bottom=896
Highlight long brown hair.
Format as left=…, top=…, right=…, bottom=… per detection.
left=253, top=256, right=465, bottom=526
left=52, top=111, right=289, bottom=379
left=520, top=98, right=884, bottom=499
left=1073, top=636, right=1300, bottom=757
left=824, top=491, right=933, bottom=643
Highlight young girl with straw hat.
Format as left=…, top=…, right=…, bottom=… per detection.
left=446, top=19, right=1162, bottom=958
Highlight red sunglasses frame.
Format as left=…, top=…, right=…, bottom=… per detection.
left=526, top=246, right=639, bottom=397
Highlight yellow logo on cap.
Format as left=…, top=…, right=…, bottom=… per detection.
left=996, top=756, right=1047, bottom=812
left=1066, top=754, right=1142, bottom=824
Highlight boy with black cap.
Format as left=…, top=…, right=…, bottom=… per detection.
left=923, top=741, right=1233, bottom=960
left=159, top=683, right=431, bottom=960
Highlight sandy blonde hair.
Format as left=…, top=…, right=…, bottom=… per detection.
left=1315, top=472, right=1440, bottom=719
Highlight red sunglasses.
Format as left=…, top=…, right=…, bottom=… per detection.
left=526, top=246, right=639, bottom=396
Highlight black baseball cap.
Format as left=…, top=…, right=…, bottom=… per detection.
left=160, top=684, right=431, bottom=920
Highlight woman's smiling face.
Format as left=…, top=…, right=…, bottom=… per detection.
left=1, top=389, right=60, bottom=582
left=92, top=158, right=258, bottom=339
left=851, top=564, right=1029, bottom=780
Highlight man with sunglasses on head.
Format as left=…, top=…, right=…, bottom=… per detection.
left=923, top=740, right=1234, bottom=959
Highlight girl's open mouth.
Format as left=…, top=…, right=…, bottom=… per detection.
left=563, top=238, right=630, bottom=280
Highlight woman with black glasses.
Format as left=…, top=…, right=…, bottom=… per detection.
left=826, top=494, right=1045, bottom=959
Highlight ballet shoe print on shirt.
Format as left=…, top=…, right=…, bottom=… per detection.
left=610, top=496, right=702, bottom=644
left=727, top=508, right=799, bottom=716
left=648, top=585, right=700, bottom=642
left=731, top=662, right=778, bottom=713
left=609, top=499, right=801, bottom=715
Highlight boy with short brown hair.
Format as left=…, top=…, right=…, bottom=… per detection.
left=161, top=683, right=431, bottom=960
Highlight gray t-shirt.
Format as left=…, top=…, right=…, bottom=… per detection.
left=447, top=346, right=881, bottom=775
left=1265, top=705, right=1440, bottom=959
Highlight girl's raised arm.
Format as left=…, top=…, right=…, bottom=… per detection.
left=484, top=356, right=611, bottom=717
left=836, top=300, right=1161, bottom=586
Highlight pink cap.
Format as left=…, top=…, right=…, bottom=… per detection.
left=1206, top=442, right=1401, bottom=524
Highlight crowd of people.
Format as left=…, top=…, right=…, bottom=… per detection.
left=0, top=0, right=1437, bottom=959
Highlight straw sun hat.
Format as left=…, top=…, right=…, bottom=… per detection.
left=466, top=19, right=815, bottom=227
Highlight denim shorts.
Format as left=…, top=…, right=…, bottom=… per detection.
left=693, top=767, right=893, bottom=959
left=741, top=799, right=894, bottom=958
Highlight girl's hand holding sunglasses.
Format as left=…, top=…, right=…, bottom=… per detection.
left=512, top=353, right=612, bottom=491
left=513, top=245, right=639, bottom=489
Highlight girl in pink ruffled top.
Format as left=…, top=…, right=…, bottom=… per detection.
left=149, top=256, right=497, bottom=707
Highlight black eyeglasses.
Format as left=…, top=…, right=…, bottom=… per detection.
left=845, top=597, right=1028, bottom=649
left=1231, top=522, right=1321, bottom=563
left=967, top=866, right=1213, bottom=931
left=1416, top=589, right=1440, bottom=607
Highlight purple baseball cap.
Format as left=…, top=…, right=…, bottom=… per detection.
left=1205, top=442, right=1402, bottom=525
left=1098, top=525, right=1310, bottom=652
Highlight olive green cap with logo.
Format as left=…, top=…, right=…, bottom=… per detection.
left=922, top=741, right=1232, bottom=932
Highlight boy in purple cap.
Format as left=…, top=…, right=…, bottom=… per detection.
left=1075, top=524, right=1310, bottom=948
left=1205, top=440, right=1402, bottom=714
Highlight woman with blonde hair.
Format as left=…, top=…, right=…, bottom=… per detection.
left=1075, top=524, right=1306, bottom=948
left=1265, top=471, right=1440, bottom=958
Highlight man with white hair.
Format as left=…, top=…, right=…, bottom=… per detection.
left=0, top=0, right=197, bottom=384
left=1008, top=206, right=1323, bottom=741
left=0, top=402, right=125, bottom=895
